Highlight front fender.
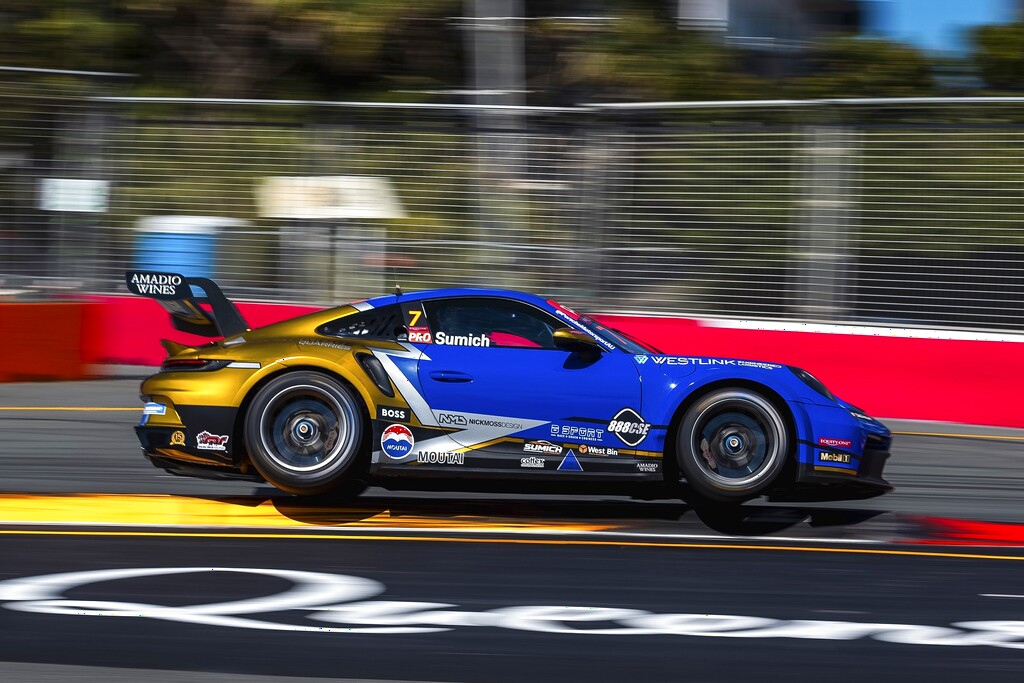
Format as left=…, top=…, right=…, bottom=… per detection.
left=646, top=369, right=817, bottom=459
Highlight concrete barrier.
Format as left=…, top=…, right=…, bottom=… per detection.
left=0, top=302, right=93, bottom=381
left=4, top=297, right=1019, bottom=428
left=596, top=315, right=1024, bottom=429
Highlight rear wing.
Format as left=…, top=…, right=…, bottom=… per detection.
left=125, top=270, right=249, bottom=338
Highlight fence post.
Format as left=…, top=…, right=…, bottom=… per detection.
left=578, top=121, right=620, bottom=307
left=793, top=123, right=858, bottom=320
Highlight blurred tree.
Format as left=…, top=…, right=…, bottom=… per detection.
left=788, top=35, right=936, bottom=98
left=0, top=0, right=962, bottom=103
left=118, top=0, right=461, bottom=99
left=0, top=1, right=134, bottom=72
left=537, top=7, right=762, bottom=102
left=972, top=20, right=1024, bottom=91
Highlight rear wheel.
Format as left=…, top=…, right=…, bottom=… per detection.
left=676, top=388, right=789, bottom=504
left=245, top=371, right=367, bottom=496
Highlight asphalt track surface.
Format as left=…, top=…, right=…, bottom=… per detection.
left=2, top=378, right=1024, bottom=682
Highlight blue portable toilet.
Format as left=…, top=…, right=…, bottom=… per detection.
left=135, top=216, right=247, bottom=279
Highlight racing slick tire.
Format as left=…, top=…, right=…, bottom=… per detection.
left=676, top=388, right=789, bottom=504
left=244, top=371, right=368, bottom=496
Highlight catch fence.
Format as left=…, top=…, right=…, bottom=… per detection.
left=2, top=67, right=1023, bottom=332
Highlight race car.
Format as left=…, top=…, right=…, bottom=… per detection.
left=127, top=270, right=892, bottom=504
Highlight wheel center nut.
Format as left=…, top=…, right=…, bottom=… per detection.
left=294, top=419, right=318, bottom=441
left=724, top=434, right=744, bottom=454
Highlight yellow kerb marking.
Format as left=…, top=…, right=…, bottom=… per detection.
left=0, top=529, right=1022, bottom=562
left=0, top=494, right=611, bottom=532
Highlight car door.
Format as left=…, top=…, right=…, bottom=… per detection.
left=414, top=296, right=645, bottom=471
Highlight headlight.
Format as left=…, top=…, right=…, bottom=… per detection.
left=848, top=407, right=873, bottom=421
left=787, top=366, right=835, bottom=401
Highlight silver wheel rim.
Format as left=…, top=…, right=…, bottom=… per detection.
left=257, top=383, right=360, bottom=473
left=688, top=392, right=785, bottom=490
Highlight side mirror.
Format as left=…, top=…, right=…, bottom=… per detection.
left=553, top=328, right=604, bottom=357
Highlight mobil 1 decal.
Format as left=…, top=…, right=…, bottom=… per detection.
left=607, top=408, right=651, bottom=447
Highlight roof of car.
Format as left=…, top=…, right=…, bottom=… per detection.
left=357, top=287, right=553, bottom=310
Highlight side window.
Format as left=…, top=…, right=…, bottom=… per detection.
left=317, top=304, right=405, bottom=341
left=422, top=298, right=560, bottom=349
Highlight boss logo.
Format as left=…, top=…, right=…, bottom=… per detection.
left=380, top=407, right=410, bottom=422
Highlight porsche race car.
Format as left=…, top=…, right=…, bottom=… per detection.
left=127, top=270, right=892, bottom=504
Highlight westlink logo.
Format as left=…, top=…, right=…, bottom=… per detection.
left=195, top=431, right=229, bottom=451
left=417, top=451, right=464, bottom=465
left=635, top=355, right=781, bottom=371
left=607, top=408, right=651, bottom=447
left=5, top=567, right=1024, bottom=648
left=652, top=357, right=736, bottom=366
left=523, top=440, right=563, bottom=455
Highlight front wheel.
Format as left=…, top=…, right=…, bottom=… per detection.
left=676, top=389, right=790, bottom=504
left=244, top=371, right=367, bottom=496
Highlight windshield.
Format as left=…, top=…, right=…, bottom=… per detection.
left=578, top=315, right=660, bottom=354
left=545, top=298, right=658, bottom=354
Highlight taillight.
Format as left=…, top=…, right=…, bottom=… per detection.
left=160, top=359, right=230, bottom=372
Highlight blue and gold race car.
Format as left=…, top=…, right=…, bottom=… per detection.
left=128, top=270, right=892, bottom=504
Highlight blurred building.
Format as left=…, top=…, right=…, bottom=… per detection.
left=677, top=0, right=1020, bottom=53
left=863, top=0, right=1019, bottom=53
left=677, top=0, right=862, bottom=47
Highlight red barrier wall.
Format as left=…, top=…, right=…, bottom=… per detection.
left=5, top=297, right=1020, bottom=428
left=596, top=315, right=1024, bottom=429
left=79, top=296, right=322, bottom=366
left=0, top=302, right=92, bottom=381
